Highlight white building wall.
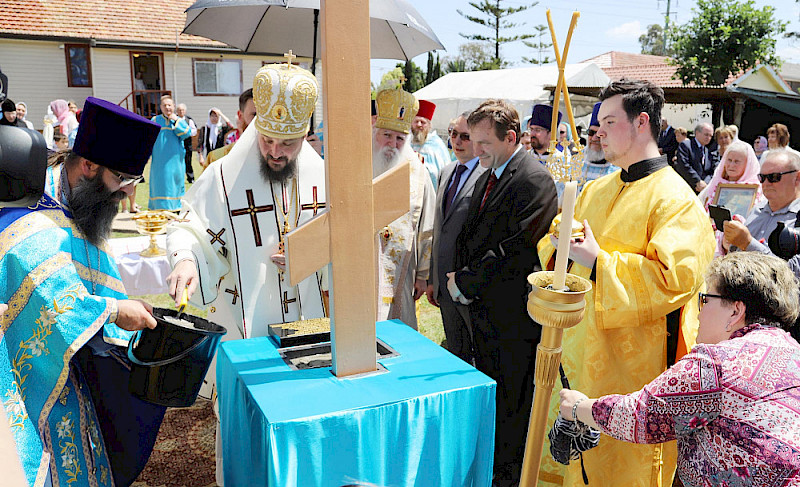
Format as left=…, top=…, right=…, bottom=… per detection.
left=0, top=39, right=325, bottom=133
left=0, top=39, right=92, bottom=130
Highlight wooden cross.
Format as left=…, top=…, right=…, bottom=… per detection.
left=284, top=50, right=296, bottom=67
left=284, top=0, right=411, bottom=378
left=225, top=286, right=239, bottom=305
left=300, top=186, right=326, bottom=216
left=282, top=291, right=297, bottom=314
left=206, top=228, right=226, bottom=246
left=230, top=189, right=274, bottom=247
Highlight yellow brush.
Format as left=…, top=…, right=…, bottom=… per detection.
left=177, top=285, right=189, bottom=320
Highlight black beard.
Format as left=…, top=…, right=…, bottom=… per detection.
left=68, top=170, right=124, bottom=247
left=258, top=151, right=297, bottom=184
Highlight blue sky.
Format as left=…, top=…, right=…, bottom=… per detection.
left=370, top=0, right=800, bottom=84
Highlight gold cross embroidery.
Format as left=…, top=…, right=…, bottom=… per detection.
left=282, top=291, right=297, bottom=313
left=206, top=228, right=226, bottom=246
left=225, top=286, right=239, bottom=305
left=230, top=189, right=274, bottom=247
left=300, top=186, right=327, bottom=216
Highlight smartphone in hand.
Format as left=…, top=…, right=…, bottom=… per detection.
left=708, top=204, right=732, bottom=229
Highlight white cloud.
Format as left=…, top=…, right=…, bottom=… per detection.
left=778, top=45, right=800, bottom=63
left=605, top=21, right=645, bottom=40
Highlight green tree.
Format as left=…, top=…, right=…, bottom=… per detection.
left=522, top=24, right=553, bottom=64
left=671, top=0, right=786, bottom=125
left=444, top=42, right=500, bottom=72
left=638, top=23, right=675, bottom=56
left=424, top=52, right=444, bottom=86
left=457, top=0, right=538, bottom=66
left=401, top=60, right=424, bottom=92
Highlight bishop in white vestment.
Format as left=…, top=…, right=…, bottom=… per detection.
left=373, top=88, right=435, bottom=329
left=165, top=59, right=326, bottom=486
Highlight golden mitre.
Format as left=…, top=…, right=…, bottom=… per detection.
left=375, top=87, right=419, bottom=134
left=253, top=61, right=318, bottom=139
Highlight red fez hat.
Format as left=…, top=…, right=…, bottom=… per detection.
left=417, top=99, right=436, bottom=121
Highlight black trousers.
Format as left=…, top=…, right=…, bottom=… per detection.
left=75, top=347, right=167, bottom=487
left=470, top=304, right=539, bottom=485
left=438, top=283, right=475, bottom=364
left=184, top=145, right=194, bottom=179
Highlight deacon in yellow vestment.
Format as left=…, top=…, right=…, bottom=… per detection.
left=537, top=162, right=715, bottom=486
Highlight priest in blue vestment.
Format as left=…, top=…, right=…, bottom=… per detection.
left=149, top=95, right=191, bottom=211
left=1, top=98, right=166, bottom=487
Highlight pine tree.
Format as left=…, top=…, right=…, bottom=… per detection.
left=457, top=0, right=539, bottom=67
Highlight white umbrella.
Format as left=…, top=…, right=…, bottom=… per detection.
left=183, top=0, right=444, bottom=61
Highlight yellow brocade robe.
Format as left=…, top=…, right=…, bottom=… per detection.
left=536, top=166, right=715, bottom=486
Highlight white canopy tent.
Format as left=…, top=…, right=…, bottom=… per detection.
left=413, top=62, right=610, bottom=135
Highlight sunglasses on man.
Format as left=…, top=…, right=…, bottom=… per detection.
left=758, top=169, right=798, bottom=184
left=107, top=167, right=144, bottom=187
left=449, top=130, right=470, bottom=142
left=586, top=129, right=597, bottom=137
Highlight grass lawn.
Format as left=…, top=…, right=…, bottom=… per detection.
left=118, top=153, right=446, bottom=346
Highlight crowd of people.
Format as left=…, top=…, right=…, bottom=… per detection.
left=1, top=59, right=799, bottom=487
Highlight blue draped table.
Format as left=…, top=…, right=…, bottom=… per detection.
left=218, top=320, right=496, bottom=487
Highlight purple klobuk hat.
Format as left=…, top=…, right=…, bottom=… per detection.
left=72, top=97, right=160, bottom=176
left=589, top=102, right=602, bottom=128
left=529, top=104, right=562, bottom=131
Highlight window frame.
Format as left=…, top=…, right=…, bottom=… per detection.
left=191, top=58, right=242, bottom=97
left=64, top=43, right=92, bottom=88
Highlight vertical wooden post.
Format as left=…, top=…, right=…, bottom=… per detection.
left=320, top=0, right=377, bottom=377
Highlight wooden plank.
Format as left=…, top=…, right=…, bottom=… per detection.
left=320, top=0, right=376, bottom=377
left=372, top=160, right=410, bottom=230
left=285, top=211, right=330, bottom=287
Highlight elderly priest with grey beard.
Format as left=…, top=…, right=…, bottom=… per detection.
left=372, top=87, right=435, bottom=329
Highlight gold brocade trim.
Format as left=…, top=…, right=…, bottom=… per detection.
left=1, top=252, right=72, bottom=336
left=538, top=471, right=565, bottom=485
left=73, top=261, right=126, bottom=295
left=38, top=301, right=110, bottom=464
left=148, top=196, right=183, bottom=200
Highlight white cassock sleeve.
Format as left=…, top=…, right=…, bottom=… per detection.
left=167, top=162, right=232, bottom=307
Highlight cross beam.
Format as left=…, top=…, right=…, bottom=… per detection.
left=283, top=0, right=410, bottom=378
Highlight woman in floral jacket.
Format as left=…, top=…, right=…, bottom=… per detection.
left=560, top=251, right=800, bottom=486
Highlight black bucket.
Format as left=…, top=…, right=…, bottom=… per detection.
left=127, top=308, right=226, bottom=407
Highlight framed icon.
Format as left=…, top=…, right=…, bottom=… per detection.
left=712, top=183, right=759, bottom=218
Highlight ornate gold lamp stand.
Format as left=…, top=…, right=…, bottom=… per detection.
left=519, top=269, right=591, bottom=486
left=132, top=210, right=175, bottom=257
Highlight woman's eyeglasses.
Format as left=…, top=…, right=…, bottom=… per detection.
left=698, top=292, right=725, bottom=309
left=107, top=168, right=144, bottom=187
left=449, top=130, right=470, bottom=142
left=758, top=170, right=797, bottom=183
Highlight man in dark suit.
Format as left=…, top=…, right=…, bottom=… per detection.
left=675, top=121, right=715, bottom=193
left=426, top=111, right=488, bottom=364
left=448, top=99, right=558, bottom=486
left=657, top=118, right=678, bottom=164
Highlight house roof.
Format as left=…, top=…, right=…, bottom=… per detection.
left=0, top=0, right=229, bottom=49
left=601, top=63, right=741, bottom=89
left=581, top=51, right=669, bottom=68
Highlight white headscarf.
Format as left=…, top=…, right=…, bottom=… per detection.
left=205, top=108, right=223, bottom=151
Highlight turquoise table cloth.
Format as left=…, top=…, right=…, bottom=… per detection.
left=218, top=320, right=496, bottom=487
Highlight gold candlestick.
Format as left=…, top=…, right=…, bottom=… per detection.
left=519, top=271, right=592, bottom=486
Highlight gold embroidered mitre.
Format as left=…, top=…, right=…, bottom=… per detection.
left=374, top=88, right=418, bottom=134
left=253, top=62, right=318, bottom=139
